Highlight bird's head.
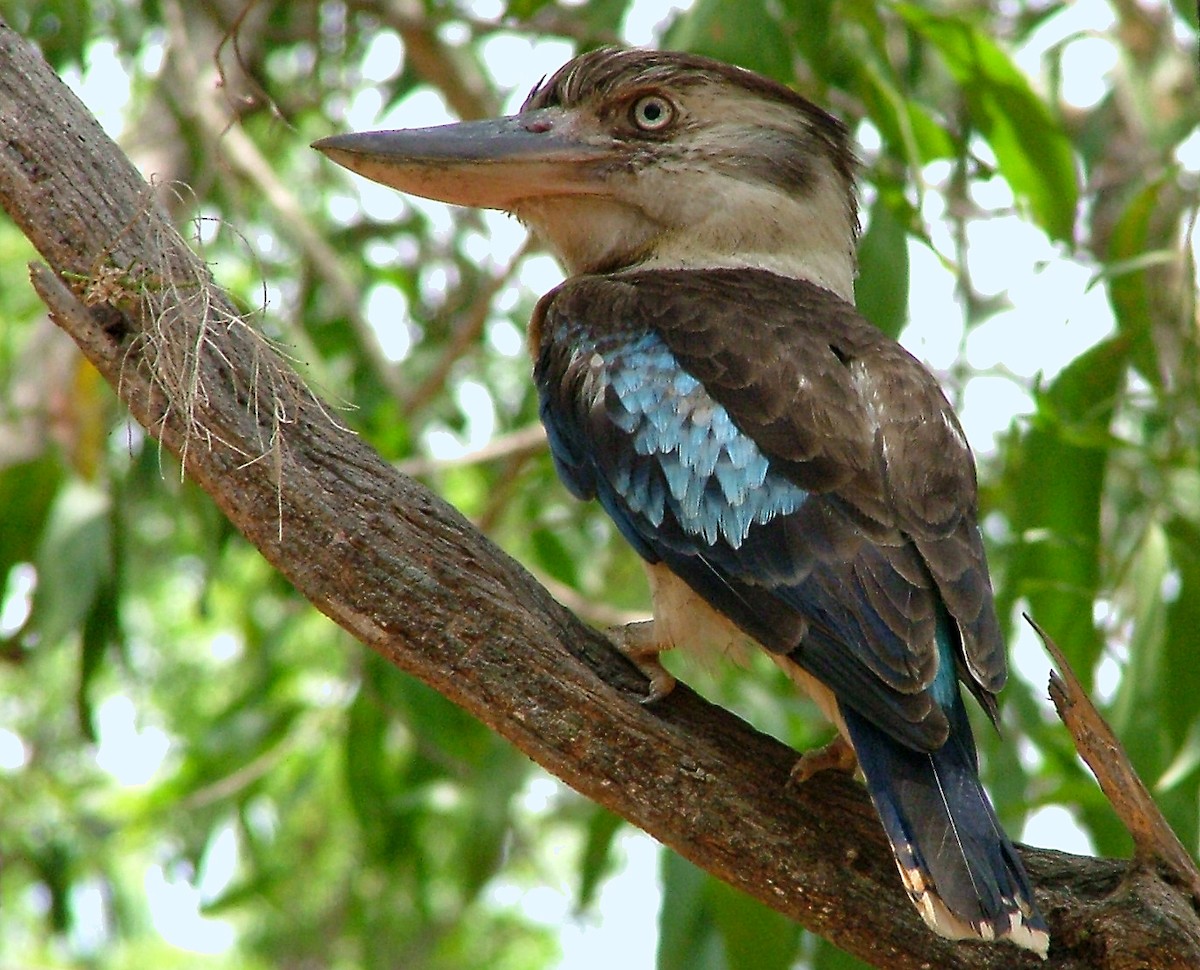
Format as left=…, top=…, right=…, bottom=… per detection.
left=315, top=48, right=859, bottom=300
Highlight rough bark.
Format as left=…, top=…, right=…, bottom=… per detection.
left=2, top=20, right=1198, bottom=969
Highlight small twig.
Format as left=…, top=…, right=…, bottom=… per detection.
left=532, top=570, right=649, bottom=629
left=1028, top=613, right=1200, bottom=905
left=400, top=238, right=535, bottom=416
left=162, top=0, right=406, bottom=404
left=29, top=264, right=121, bottom=367
left=387, top=4, right=497, bottom=121
left=394, top=422, right=546, bottom=477
left=214, top=0, right=287, bottom=127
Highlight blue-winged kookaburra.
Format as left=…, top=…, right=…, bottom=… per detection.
left=315, top=47, right=1049, bottom=956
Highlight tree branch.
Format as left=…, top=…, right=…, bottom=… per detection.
left=1032, top=616, right=1200, bottom=906
left=2, top=20, right=1198, bottom=969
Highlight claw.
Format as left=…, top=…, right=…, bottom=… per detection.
left=789, top=735, right=857, bottom=786
left=635, top=662, right=677, bottom=704
left=608, top=619, right=676, bottom=703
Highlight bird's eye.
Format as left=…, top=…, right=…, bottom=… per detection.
left=630, top=94, right=675, bottom=132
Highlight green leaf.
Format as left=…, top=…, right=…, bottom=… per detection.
left=777, top=0, right=835, bottom=78
left=455, top=742, right=527, bottom=900
left=855, top=188, right=911, bottom=340
left=531, top=526, right=578, bottom=587
left=0, top=456, right=62, bottom=571
left=1040, top=334, right=1128, bottom=424
left=657, top=853, right=801, bottom=970
left=1109, top=521, right=1169, bottom=750
left=1160, top=518, right=1200, bottom=805
left=1157, top=719, right=1200, bottom=794
left=535, top=0, right=635, bottom=34
left=77, top=576, right=119, bottom=741
left=29, top=479, right=112, bottom=649
left=1165, top=513, right=1200, bottom=673
left=13, top=0, right=92, bottom=70
left=1106, top=178, right=1166, bottom=388
left=31, top=839, right=74, bottom=933
left=1170, top=0, right=1199, bottom=29
left=385, top=664, right=495, bottom=768
left=811, top=935, right=874, bottom=969
left=993, top=337, right=1128, bottom=681
left=657, top=852, right=725, bottom=970
left=897, top=4, right=1078, bottom=241
left=708, top=878, right=801, bottom=970
left=851, top=40, right=957, bottom=165
left=666, top=0, right=793, bottom=81
left=505, top=0, right=555, bottom=19
left=577, top=806, right=624, bottom=910
left=343, top=679, right=398, bottom=855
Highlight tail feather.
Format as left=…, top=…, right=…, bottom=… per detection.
left=842, top=702, right=1049, bottom=958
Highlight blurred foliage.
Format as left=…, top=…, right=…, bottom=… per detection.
left=1, top=0, right=1198, bottom=968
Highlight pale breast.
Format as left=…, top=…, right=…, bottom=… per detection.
left=644, top=560, right=846, bottom=736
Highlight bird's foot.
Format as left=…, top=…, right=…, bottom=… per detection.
left=608, top=619, right=676, bottom=704
left=789, top=735, right=857, bottom=786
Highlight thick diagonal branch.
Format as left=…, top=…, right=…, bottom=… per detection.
left=2, top=19, right=1199, bottom=970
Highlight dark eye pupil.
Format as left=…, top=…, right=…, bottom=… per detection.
left=633, top=97, right=671, bottom=130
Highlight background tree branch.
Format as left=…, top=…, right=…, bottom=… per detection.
left=3, top=18, right=1199, bottom=970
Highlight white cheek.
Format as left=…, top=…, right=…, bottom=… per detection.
left=515, top=196, right=661, bottom=275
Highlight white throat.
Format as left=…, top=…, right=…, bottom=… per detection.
left=515, top=166, right=857, bottom=304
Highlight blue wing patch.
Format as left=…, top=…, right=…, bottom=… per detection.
left=541, top=328, right=808, bottom=552
left=607, top=333, right=808, bottom=546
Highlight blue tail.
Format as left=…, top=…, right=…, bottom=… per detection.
left=843, top=698, right=1049, bottom=956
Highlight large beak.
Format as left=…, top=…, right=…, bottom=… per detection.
left=312, top=108, right=615, bottom=210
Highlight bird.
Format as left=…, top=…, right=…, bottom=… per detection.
left=314, top=47, right=1050, bottom=957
